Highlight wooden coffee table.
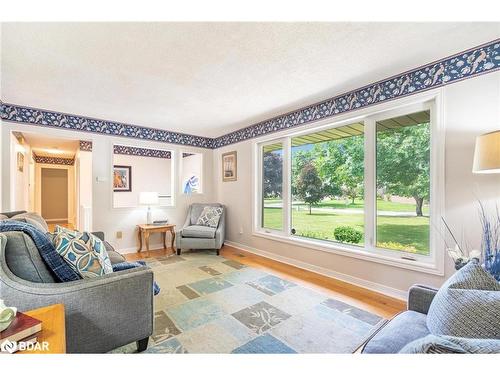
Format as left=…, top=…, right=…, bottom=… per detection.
left=18, top=304, right=66, bottom=354
left=137, top=223, right=176, bottom=257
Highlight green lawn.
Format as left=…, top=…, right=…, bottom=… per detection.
left=262, top=207, right=429, bottom=255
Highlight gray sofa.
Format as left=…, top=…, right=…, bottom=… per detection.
left=0, top=211, right=153, bottom=353
left=362, top=284, right=438, bottom=353
left=176, top=203, right=225, bottom=256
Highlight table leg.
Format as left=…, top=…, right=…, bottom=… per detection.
left=137, top=228, right=142, bottom=252
left=145, top=231, right=150, bottom=258
left=171, top=228, right=175, bottom=253
left=162, top=232, right=167, bottom=250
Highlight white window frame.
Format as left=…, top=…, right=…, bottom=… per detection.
left=253, top=90, right=445, bottom=275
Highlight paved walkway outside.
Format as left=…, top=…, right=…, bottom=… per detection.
left=264, top=202, right=424, bottom=217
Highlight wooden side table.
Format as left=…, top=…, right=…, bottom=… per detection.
left=137, top=223, right=176, bottom=257
left=18, top=304, right=66, bottom=354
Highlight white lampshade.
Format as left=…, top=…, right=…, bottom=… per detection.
left=139, top=192, right=159, bottom=206
left=473, top=130, right=500, bottom=174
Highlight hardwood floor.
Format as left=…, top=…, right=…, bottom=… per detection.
left=124, top=244, right=406, bottom=319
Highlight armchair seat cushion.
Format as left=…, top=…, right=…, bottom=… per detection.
left=182, top=225, right=216, bottom=239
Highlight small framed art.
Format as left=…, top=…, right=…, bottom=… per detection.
left=113, top=165, right=132, bottom=192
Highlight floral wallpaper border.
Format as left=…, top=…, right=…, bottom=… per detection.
left=79, top=140, right=93, bottom=151
left=33, top=153, right=75, bottom=165
left=1, top=39, right=498, bottom=149
left=113, top=144, right=172, bottom=159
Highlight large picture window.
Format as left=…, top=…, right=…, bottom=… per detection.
left=256, top=101, right=440, bottom=270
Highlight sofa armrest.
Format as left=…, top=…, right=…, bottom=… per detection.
left=176, top=212, right=192, bottom=239
left=215, top=209, right=226, bottom=249
left=407, top=284, right=438, bottom=314
left=92, top=231, right=105, bottom=241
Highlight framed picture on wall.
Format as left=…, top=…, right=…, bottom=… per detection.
left=222, top=151, right=237, bottom=182
left=113, top=165, right=132, bottom=192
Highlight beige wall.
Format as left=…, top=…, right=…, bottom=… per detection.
left=10, top=133, right=31, bottom=211
left=41, top=168, right=68, bottom=220
left=214, top=71, right=500, bottom=299
left=112, top=153, right=172, bottom=208
left=76, top=149, right=93, bottom=231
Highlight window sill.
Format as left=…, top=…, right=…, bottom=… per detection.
left=252, top=230, right=444, bottom=276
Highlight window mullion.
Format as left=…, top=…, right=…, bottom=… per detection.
left=283, top=137, right=292, bottom=236
left=364, top=119, right=376, bottom=250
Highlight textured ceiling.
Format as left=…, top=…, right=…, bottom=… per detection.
left=21, top=132, right=79, bottom=158
left=2, top=22, right=499, bottom=137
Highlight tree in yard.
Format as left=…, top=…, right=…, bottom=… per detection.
left=291, top=149, right=314, bottom=197
left=314, top=142, right=343, bottom=198
left=336, top=137, right=364, bottom=204
left=314, top=136, right=364, bottom=203
left=376, top=123, right=430, bottom=216
left=262, top=151, right=283, bottom=198
left=295, top=162, right=325, bottom=214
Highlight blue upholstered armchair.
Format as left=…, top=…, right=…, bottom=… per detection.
left=175, top=203, right=225, bottom=256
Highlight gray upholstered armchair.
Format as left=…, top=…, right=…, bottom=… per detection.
left=0, top=212, right=153, bottom=353
left=176, top=203, right=225, bottom=256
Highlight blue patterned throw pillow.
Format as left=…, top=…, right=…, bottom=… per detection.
left=55, top=231, right=113, bottom=278
left=426, top=261, right=500, bottom=339
left=196, top=206, right=223, bottom=228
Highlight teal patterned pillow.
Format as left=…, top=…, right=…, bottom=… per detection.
left=55, top=231, right=113, bottom=278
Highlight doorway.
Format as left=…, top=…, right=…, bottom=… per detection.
left=41, top=168, right=69, bottom=223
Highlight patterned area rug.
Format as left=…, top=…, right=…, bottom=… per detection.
left=112, top=250, right=386, bottom=354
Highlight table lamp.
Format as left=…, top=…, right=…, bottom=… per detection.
left=139, top=192, right=159, bottom=224
left=473, top=130, right=500, bottom=174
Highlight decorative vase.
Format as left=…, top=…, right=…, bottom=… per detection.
left=484, top=252, right=500, bottom=282
left=0, top=299, right=17, bottom=332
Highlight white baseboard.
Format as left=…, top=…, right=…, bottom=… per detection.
left=117, top=243, right=166, bottom=254
left=117, top=246, right=138, bottom=254
left=225, top=240, right=408, bottom=301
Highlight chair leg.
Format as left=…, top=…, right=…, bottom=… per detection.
left=216, top=249, right=220, bottom=256
left=136, top=337, right=149, bottom=353
left=176, top=248, right=181, bottom=256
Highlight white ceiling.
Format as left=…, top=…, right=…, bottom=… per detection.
left=21, top=132, right=79, bottom=158
left=2, top=22, right=499, bottom=137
